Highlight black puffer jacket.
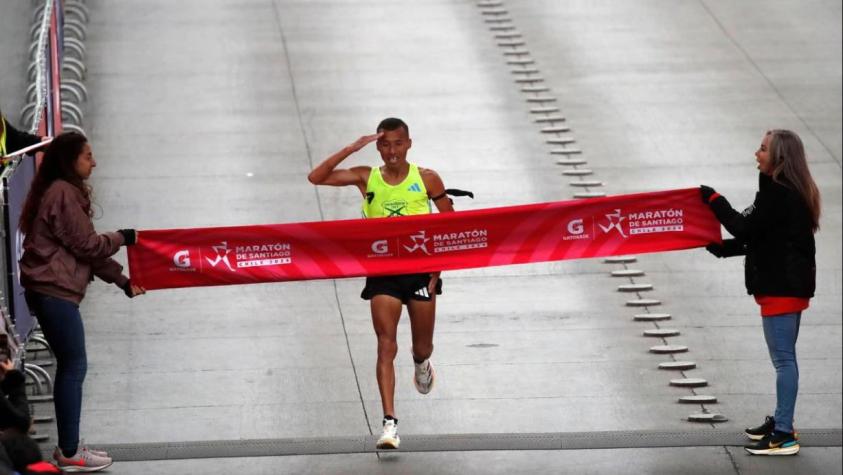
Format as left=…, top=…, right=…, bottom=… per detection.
left=708, top=173, right=816, bottom=298
left=0, top=117, right=41, bottom=156
left=0, top=370, right=30, bottom=433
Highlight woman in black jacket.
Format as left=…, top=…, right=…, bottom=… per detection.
left=0, top=358, right=48, bottom=474
left=701, top=129, right=820, bottom=456
left=0, top=106, right=45, bottom=158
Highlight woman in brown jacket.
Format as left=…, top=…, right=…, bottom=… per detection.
left=19, top=132, right=145, bottom=472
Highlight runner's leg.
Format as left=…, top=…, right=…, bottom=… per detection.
left=407, top=295, right=436, bottom=362
left=371, top=294, right=403, bottom=417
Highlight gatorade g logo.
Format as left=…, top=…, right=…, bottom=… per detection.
left=173, top=250, right=191, bottom=268
left=383, top=199, right=408, bottom=217
left=371, top=240, right=389, bottom=254
left=567, top=219, right=584, bottom=235
left=562, top=218, right=591, bottom=241
left=170, top=249, right=197, bottom=272
left=368, top=239, right=394, bottom=258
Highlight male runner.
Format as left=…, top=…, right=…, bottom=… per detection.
left=308, top=118, right=453, bottom=449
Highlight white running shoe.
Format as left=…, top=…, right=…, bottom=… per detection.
left=413, top=358, right=435, bottom=394
left=376, top=417, right=400, bottom=450
left=53, top=445, right=113, bottom=472
left=79, top=439, right=109, bottom=457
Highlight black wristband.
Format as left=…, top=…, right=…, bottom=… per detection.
left=118, top=229, right=137, bottom=246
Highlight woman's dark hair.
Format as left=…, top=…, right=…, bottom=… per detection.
left=19, top=131, right=91, bottom=234
left=767, top=129, right=821, bottom=232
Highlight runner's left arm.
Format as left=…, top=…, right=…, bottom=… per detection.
left=422, top=168, right=454, bottom=214
left=422, top=168, right=454, bottom=293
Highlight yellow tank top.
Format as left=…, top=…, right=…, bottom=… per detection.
left=362, top=163, right=431, bottom=218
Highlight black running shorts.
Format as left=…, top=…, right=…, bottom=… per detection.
left=361, top=273, right=443, bottom=303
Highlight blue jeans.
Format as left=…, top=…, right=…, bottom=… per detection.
left=26, top=291, right=86, bottom=456
left=762, top=312, right=801, bottom=434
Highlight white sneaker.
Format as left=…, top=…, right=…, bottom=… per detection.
left=376, top=417, right=400, bottom=449
left=413, top=359, right=435, bottom=394
left=53, top=445, right=113, bottom=472
left=79, top=439, right=109, bottom=457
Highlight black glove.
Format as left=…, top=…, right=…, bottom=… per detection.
left=118, top=229, right=137, bottom=246
left=121, top=279, right=135, bottom=298
left=699, top=185, right=716, bottom=204
left=705, top=243, right=725, bottom=258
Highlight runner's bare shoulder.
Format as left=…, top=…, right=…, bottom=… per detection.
left=350, top=165, right=372, bottom=181
left=419, top=167, right=444, bottom=190
left=350, top=165, right=373, bottom=194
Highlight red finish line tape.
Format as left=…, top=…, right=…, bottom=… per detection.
left=128, top=188, right=720, bottom=290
